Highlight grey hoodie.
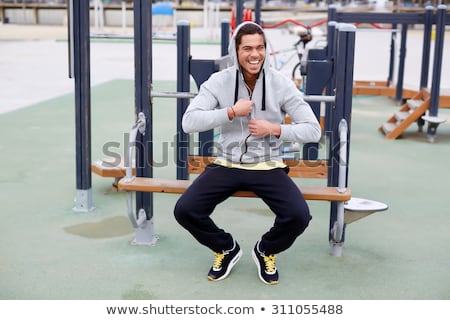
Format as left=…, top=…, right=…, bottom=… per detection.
left=182, top=22, right=321, bottom=164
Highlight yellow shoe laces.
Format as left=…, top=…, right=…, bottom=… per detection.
left=212, top=252, right=225, bottom=270
left=263, top=254, right=277, bottom=274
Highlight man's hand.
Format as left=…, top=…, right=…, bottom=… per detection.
left=248, top=119, right=281, bottom=137
left=233, top=99, right=254, bottom=117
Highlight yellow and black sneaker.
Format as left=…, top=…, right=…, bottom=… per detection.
left=252, top=241, right=279, bottom=285
left=207, top=241, right=242, bottom=281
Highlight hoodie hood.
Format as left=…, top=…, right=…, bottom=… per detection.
left=228, top=22, right=270, bottom=110
left=228, top=21, right=271, bottom=74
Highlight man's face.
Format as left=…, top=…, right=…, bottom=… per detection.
left=237, top=33, right=266, bottom=78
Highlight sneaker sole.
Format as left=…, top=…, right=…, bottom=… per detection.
left=251, top=249, right=278, bottom=285
left=208, top=249, right=243, bottom=281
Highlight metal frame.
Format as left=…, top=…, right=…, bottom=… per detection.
left=70, top=0, right=94, bottom=212
left=70, top=2, right=387, bottom=255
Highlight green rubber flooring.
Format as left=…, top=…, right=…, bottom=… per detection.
left=1, top=79, right=450, bottom=300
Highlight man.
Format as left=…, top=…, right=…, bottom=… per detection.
left=174, top=22, right=321, bottom=285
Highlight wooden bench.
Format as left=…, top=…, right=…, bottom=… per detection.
left=114, top=155, right=351, bottom=202
left=118, top=176, right=351, bottom=201
left=116, top=155, right=353, bottom=253
left=92, top=154, right=350, bottom=201
left=91, top=158, right=135, bottom=190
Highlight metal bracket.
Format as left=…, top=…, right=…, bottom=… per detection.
left=131, top=209, right=159, bottom=246
left=124, top=112, right=146, bottom=180
left=73, top=189, right=95, bottom=212
left=126, top=193, right=159, bottom=246
left=422, top=115, right=447, bottom=143
left=329, top=119, right=348, bottom=256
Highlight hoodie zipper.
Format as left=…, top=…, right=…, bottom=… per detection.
left=239, top=80, right=253, bottom=164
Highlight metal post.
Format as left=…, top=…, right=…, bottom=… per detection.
left=328, top=24, right=356, bottom=253
left=72, top=0, right=94, bottom=212
left=429, top=5, right=446, bottom=118
left=254, top=0, right=262, bottom=25
left=221, top=19, right=230, bottom=57
left=236, top=0, right=244, bottom=26
left=420, top=6, right=434, bottom=89
left=325, top=6, right=337, bottom=136
left=325, top=21, right=338, bottom=135
left=395, top=24, right=407, bottom=103
left=177, top=21, right=191, bottom=180
left=423, top=5, right=448, bottom=142
left=328, top=24, right=355, bottom=187
left=303, top=20, right=334, bottom=160
left=416, top=6, right=434, bottom=130
left=387, top=23, right=397, bottom=87
left=327, top=5, right=337, bottom=60
left=132, top=0, right=156, bottom=245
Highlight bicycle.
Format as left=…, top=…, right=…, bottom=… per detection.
left=268, top=26, right=326, bottom=91
left=268, top=27, right=312, bottom=88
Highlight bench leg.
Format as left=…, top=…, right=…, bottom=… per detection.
left=329, top=202, right=345, bottom=257
left=73, top=189, right=95, bottom=212
left=330, top=242, right=343, bottom=257
left=132, top=213, right=159, bottom=246
left=111, top=178, right=121, bottom=191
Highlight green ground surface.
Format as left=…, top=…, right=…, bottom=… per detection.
left=1, top=79, right=449, bottom=299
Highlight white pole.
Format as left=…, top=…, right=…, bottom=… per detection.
left=94, top=0, right=99, bottom=32
left=121, top=1, right=126, bottom=31
left=99, top=0, right=104, bottom=31
left=203, top=0, right=208, bottom=29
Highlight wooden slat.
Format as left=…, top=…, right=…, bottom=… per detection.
left=283, top=159, right=328, bottom=178
left=352, top=81, right=418, bottom=99
left=118, top=177, right=351, bottom=202
left=188, top=156, right=328, bottom=179
left=93, top=156, right=328, bottom=179
left=91, top=159, right=135, bottom=178
left=285, top=116, right=325, bottom=130
left=187, top=156, right=216, bottom=175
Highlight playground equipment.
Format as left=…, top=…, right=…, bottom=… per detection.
left=229, top=4, right=450, bottom=142
left=329, top=5, right=449, bottom=142
left=73, top=0, right=388, bottom=257
left=115, top=18, right=387, bottom=257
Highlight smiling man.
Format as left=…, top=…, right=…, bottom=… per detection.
left=174, top=22, right=321, bottom=285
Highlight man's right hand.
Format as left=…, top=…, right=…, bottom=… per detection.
left=233, top=99, right=254, bottom=117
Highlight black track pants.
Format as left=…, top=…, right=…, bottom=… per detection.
left=174, top=164, right=312, bottom=254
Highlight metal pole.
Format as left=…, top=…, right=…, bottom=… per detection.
left=72, top=0, right=94, bottom=212
left=395, top=24, right=407, bottom=103
left=387, top=23, right=397, bottom=86
left=134, top=0, right=153, bottom=220
left=236, top=0, right=244, bottom=26
left=177, top=21, right=191, bottom=180
left=325, top=21, right=338, bottom=135
left=429, top=5, right=446, bottom=118
left=221, top=19, right=230, bottom=57
left=329, top=23, right=355, bottom=189
left=254, top=0, right=262, bottom=25
left=420, top=6, right=434, bottom=89
left=327, top=5, right=337, bottom=60
left=328, top=23, right=356, bottom=251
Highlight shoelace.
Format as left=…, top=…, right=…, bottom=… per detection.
left=212, top=252, right=226, bottom=270
left=263, top=254, right=277, bottom=274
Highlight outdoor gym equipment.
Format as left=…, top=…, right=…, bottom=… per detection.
left=70, top=0, right=387, bottom=257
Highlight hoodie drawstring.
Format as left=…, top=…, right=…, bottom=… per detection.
left=262, top=69, right=266, bottom=111
left=234, top=69, right=239, bottom=105
left=234, top=69, right=266, bottom=111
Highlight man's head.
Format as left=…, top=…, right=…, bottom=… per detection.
left=234, top=23, right=266, bottom=80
